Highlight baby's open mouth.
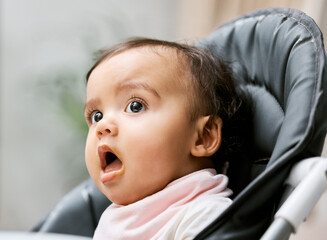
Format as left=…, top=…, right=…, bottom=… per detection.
left=104, top=152, right=123, bottom=173
left=105, top=152, right=116, bottom=166
left=98, top=145, right=124, bottom=183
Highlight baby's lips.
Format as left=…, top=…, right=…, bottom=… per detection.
left=97, top=144, right=125, bottom=184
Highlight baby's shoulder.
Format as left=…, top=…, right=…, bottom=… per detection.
left=184, top=194, right=232, bottom=218
left=157, top=195, right=232, bottom=240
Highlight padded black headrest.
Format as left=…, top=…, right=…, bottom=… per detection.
left=198, top=8, right=326, bottom=166
left=195, top=8, right=327, bottom=240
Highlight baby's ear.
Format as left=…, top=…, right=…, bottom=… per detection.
left=191, top=115, right=222, bottom=157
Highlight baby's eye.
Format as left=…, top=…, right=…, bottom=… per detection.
left=126, top=101, right=146, bottom=113
left=91, top=111, right=103, bottom=124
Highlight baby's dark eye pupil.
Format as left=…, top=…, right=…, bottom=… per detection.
left=94, top=112, right=103, bottom=122
left=130, top=102, right=143, bottom=112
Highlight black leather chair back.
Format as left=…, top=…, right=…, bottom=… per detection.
left=195, top=8, right=327, bottom=240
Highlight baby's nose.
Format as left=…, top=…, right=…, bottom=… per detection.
left=96, top=120, right=118, bottom=139
left=96, top=128, right=110, bottom=138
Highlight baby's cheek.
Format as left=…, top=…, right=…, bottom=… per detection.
left=84, top=141, right=97, bottom=175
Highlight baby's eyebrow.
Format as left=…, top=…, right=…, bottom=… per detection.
left=84, top=98, right=100, bottom=113
left=117, top=80, right=160, bottom=98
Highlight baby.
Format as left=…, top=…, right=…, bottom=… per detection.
left=84, top=38, right=242, bottom=239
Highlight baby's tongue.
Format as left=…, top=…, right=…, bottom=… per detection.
left=104, top=159, right=122, bottom=173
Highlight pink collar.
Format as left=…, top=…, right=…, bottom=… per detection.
left=94, top=169, right=232, bottom=239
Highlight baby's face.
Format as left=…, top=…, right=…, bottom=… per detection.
left=85, top=47, right=199, bottom=205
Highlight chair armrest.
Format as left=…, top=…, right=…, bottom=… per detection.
left=261, top=157, right=327, bottom=240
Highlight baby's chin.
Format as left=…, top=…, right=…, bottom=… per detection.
left=107, top=193, right=144, bottom=206
left=104, top=187, right=161, bottom=206
left=101, top=177, right=173, bottom=205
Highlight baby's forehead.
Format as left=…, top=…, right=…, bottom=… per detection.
left=112, top=46, right=190, bottom=81
left=143, top=46, right=190, bottom=78
left=94, top=45, right=192, bottom=86
left=143, top=46, right=191, bottom=82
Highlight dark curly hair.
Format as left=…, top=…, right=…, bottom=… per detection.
left=86, top=37, right=248, bottom=176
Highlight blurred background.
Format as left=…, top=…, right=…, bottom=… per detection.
left=0, top=0, right=326, bottom=232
